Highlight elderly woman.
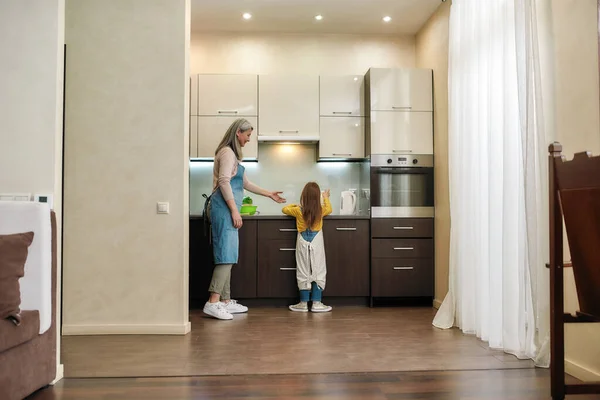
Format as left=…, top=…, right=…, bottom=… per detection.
left=204, top=118, right=285, bottom=320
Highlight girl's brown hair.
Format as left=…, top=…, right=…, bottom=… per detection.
left=300, top=182, right=322, bottom=230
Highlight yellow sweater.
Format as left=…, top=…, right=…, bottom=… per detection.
left=282, top=197, right=332, bottom=232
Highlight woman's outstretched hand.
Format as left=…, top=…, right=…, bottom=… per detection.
left=268, top=191, right=286, bottom=203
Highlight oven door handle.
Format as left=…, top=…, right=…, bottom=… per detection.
left=372, top=167, right=431, bottom=174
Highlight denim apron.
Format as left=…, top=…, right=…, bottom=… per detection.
left=209, top=163, right=245, bottom=264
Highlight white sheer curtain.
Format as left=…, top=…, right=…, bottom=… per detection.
left=433, top=0, right=549, bottom=364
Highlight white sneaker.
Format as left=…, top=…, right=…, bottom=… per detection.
left=311, top=301, right=332, bottom=313
left=203, top=301, right=233, bottom=320
left=222, top=299, right=248, bottom=314
left=289, top=301, right=309, bottom=312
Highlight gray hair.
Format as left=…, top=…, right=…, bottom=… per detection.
left=214, top=118, right=254, bottom=161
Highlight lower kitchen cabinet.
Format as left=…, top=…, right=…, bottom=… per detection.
left=257, top=238, right=298, bottom=298
left=190, top=217, right=371, bottom=306
left=257, top=219, right=298, bottom=298
left=323, top=219, right=370, bottom=296
left=371, top=258, right=433, bottom=297
left=231, top=220, right=258, bottom=298
left=370, top=218, right=434, bottom=299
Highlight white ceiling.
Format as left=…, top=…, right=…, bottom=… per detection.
left=191, top=0, right=444, bottom=35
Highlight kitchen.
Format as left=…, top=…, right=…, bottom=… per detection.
left=189, top=67, right=435, bottom=309
left=187, top=1, right=441, bottom=313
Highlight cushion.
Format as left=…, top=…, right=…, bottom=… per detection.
left=0, top=232, right=34, bottom=324
left=0, top=310, right=40, bottom=352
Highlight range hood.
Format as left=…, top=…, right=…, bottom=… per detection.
left=258, top=135, right=319, bottom=144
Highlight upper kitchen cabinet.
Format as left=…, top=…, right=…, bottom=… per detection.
left=190, top=75, right=199, bottom=116
left=196, top=116, right=258, bottom=160
left=258, top=75, right=319, bottom=139
left=370, top=111, right=433, bottom=155
left=319, top=75, right=365, bottom=117
left=366, top=68, right=433, bottom=112
left=197, top=74, right=258, bottom=116
left=319, top=117, right=365, bottom=159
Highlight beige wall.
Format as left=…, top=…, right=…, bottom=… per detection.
left=551, top=0, right=600, bottom=381
left=0, top=0, right=65, bottom=380
left=191, top=32, right=416, bottom=75
left=62, top=0, right=190, bottom=335
left=415, top=2, right=451, bottom=307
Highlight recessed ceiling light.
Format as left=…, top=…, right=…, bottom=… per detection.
left=243, top=13, right=252, bottom=20
left=383, top=16, right=392, bottom=23
left=314, top=15, right=323, bottom=21
left=353, top=77, right=358, bottom=81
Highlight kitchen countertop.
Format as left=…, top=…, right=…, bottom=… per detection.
left=190, top=214, right=370, bottom=220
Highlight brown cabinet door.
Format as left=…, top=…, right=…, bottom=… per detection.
left=371, top=258, right=434, bottom=297
left=230, top=220, right=257, bottom=298
left=323, top=220, right=370, bottom=296
left=189, top=218, right=214, bottom=304
left=257, top=238, right=298, bottom=298
left=371, top=218, right=434, bottom=238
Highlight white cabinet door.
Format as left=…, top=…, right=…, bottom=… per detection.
left=369, top=68, right=432, bottom=112
left=190, top=75, right=198, bottom=116
left=197, top=116, right=258, bottom=160
left=197, top=74, right=258, bottom=116
left=370, top=111, right=433, bottom=155
left=258, top=75, right=319, bottom=137
left=190, top=116, right=198, bottom=158
left=319, top=117, right=365, bottom=158
left=320, top=75, right=365, bottom=116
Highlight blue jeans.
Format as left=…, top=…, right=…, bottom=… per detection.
left=300, top=282, right=322, bottom=302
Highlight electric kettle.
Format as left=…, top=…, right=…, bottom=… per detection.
left=340, top=190, right=357, bottom=215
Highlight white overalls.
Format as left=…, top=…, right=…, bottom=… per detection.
left=295, top=230, right=327, bottom=291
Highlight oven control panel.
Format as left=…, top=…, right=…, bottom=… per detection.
left=371, top=154, right=433, bottom=168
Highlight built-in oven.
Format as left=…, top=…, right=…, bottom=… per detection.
left=370, top=154, right=434, bottom=218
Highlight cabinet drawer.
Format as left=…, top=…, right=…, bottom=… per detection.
left=371, top=258, right=433, bottom=297
left=371, top=239, right=433, bottom=259
left=323, top=219, right=367, bottom=231
left=258, top=220, right=298, bottom=240
left=371, top=218, right=433, bottom=238
left=257, top=239, right=298, bottom=298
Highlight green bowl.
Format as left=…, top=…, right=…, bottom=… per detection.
left=240, top=204, right=257, bottom=215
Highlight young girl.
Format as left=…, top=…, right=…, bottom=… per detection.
left=282, top=182, right=333, bottom=313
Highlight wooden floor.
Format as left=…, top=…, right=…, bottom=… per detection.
left=28, top=369, right=600, bottom=399
left=62, top=307, right=534, bottom=378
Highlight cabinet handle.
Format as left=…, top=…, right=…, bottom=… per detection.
left=279, top=228, right=297, bottom=232
left=393, top=226, right=414, bottom=230
left=279, top=248, right=296, bottom=251
left=393, top=266, right=414, bottom=270
left=332, top=111, right=352, bottom=115
left=393, top=247, right=414, bottom=251
left=280, top=267, right=297, bottom=271
left=217, top=110, right=238, bottom=114
left=392, top=149, right=413, bottom=153
left=279, top=130, right=299, bottom=134
left=333, top=153, right=352, bottom=157
left=392, top=106, right=412, bottom=110
left=336, top=227, right=357, bottom=231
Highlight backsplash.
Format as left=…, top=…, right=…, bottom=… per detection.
left=190, top=144, right=369, bottom=216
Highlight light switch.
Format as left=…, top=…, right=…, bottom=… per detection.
left=157, top=202, right=169, bottom=214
